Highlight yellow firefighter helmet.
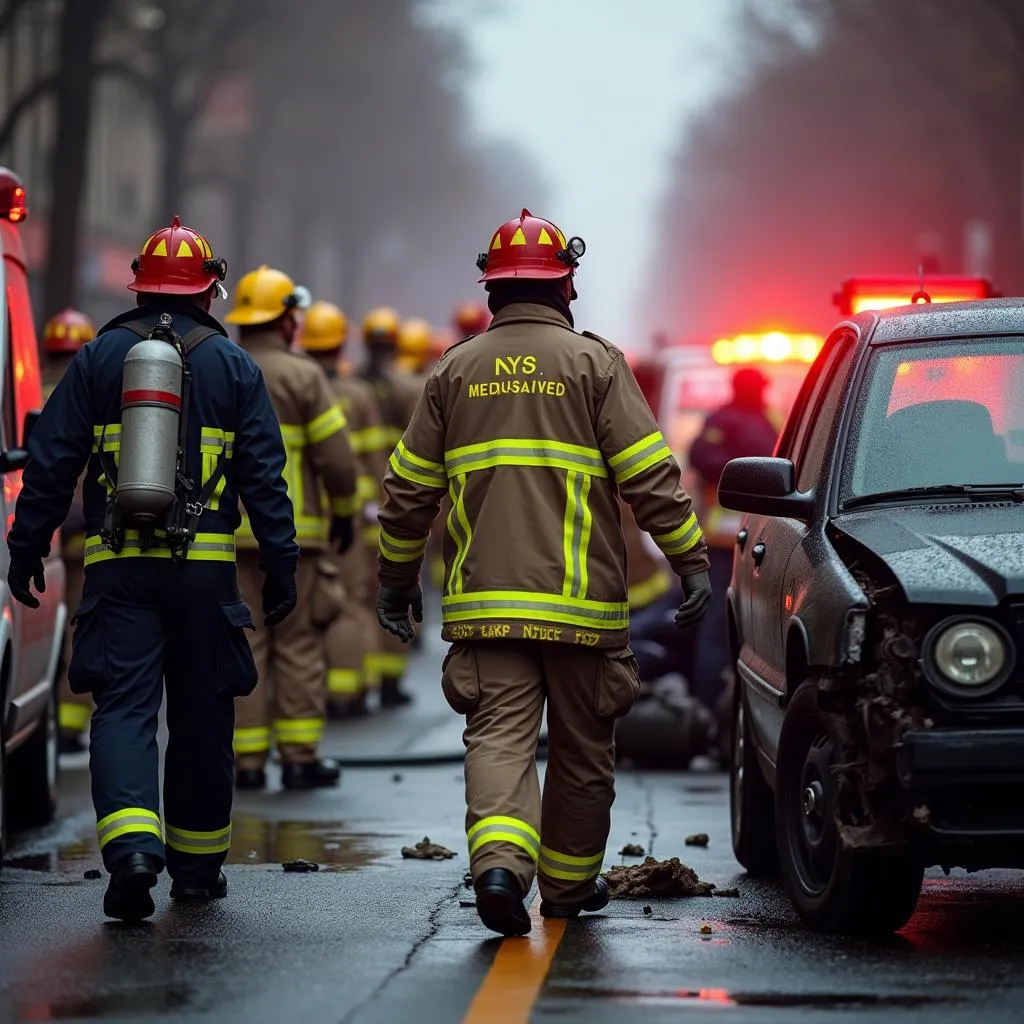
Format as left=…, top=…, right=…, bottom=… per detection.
left=225, top=265, right=311, bottom=326
left=300, top=301, right=348, bottom=351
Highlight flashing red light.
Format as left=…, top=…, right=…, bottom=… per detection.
left=711, top=331, right=823, bottom=366
left=0, top=167, right=28, bottom=222
left=834, top=275, right=996, bottom=316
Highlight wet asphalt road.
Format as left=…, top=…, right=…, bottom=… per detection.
left=3, top=636, right=1024, bottom=1023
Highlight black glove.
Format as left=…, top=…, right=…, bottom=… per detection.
left=262, top=565, right=297, bottom=627
left=8, top=554, right=45, bottom=609
left=330, top=515, right=354, bottom=555
left=376, top=584, right=423, bottom=643
left=675, top=570, right=712, bottom=630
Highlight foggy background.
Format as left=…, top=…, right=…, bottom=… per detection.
left=1, top=0, right=1022, bottom=348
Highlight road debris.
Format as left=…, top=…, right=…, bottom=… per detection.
left=713, top=887, right=740, bottom=897
left=84, top=869, right=101, bottom=880
left=282, top=859, right=319, bottom=873
left=684, top=833, right=710, bottom=847
left=463, top=872, right=473, bottom=889
left=700, top=923, right=713, bottom=935
left=642, top=905, right=653, bottom=916
left=619, top=843, right=645, bottom=856
left=602, top=857, right=715, bottom=899
left=401, top=837, right=456, bottom=861
left=391, top=773, right=404, bottom=784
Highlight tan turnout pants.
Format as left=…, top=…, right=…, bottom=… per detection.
left=446, top=639, right=640, bottom=905
left=234, top=552, right=326, bottom=768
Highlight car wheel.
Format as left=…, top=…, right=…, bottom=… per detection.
left=776, top=681, right=922, bottom=934
left=730, top=681, right=778, bottom=875
left=6, top=683, right=59, bottom=831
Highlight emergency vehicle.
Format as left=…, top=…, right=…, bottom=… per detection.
left=0, top=168, right=65, bottom=865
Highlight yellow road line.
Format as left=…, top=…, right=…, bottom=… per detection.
left=462, top=895, right=566, bottom=1024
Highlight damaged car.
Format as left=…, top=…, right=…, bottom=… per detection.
left=719, top=297, right=1024, bottom=934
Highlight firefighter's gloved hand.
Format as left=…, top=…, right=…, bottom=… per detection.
left=8, top=554, right=45, bottom=609
left=675, top=570, right=712, bottom=630
left=377, top=584, right=423, bottom=643
left=330, top=515, right=354, bottom=555
left=262, top=566, right=297, bottom=627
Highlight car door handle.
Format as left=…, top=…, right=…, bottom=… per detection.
left=737, top=528, right=748, bottom=552
left=751, top=542, right=766, bottom=567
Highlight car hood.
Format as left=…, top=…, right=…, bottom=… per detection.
left=833, top=503, right=1024, bottom=606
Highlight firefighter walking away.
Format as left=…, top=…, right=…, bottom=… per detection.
left=376, top=209, right=712, bottom=936
left=7, top=218, right=299, bottom=921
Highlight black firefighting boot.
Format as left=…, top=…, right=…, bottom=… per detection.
left=103, top=852, right=160, bottom=922
left=540, top=877, right=611, bottom=919
left=235, top=767, right=267, bottom=791
left=170, top=872, right=228, bottom=902
left=474, top=867, right=532, bottom=937
left=281, top=758, right=341, bottom=791
left=380, top=676, right=413, bottom=708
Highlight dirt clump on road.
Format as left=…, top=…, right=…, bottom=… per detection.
left=619, top=843, right=645, bottom=856
left=684, top=833, right=709, bottom=847
left=402, top=837, right=456, bottom=860
left=602, top=857, right=714, bottom=899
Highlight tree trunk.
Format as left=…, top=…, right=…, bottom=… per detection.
left=41, top=0, right=110, bottom=320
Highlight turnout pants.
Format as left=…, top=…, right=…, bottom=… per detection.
left=57, top=538, right=93, bottom=736
left=324, top=540, right=378, bottom=703
left=70, top=561, right=256, bottom=880
left=447, top=640, right=640, bottom=905
left=234, top=552, right=326, bottom=768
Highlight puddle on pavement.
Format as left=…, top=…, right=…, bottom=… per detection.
left=544, top=986, right=962, bottom=1009
left=5, top=818, right=387, bottom=874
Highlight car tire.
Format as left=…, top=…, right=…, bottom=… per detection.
left=6, top=682, right=59, bottom=831
left=775, top=680, right=922, bottom=935
left=730, top=679, right=779, bottom=875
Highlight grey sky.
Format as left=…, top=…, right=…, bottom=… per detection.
left=427, top=0, right=739, bottom=345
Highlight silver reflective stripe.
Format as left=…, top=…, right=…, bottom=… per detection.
left=446, top=443, right=607, bottom=476
left=613, top=435, right=669, bottom=478
left=393, top=446, right=446, bottom=485
left=97, top=814, right=161, bottom=845
left=190, top=541, right=235, bottom=554
left=165, top=826, right=231, bottom=852
left=538, top=846, right=605, bottom=880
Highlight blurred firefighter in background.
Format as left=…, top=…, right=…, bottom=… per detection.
left=452, top=301, right=490, bottom=338
left=42, top=308, right=96, bottom=753
left=299, top=300, right=386, bottom=717
left=227, top=267, right=359, bottom=790
left=687, top=367, right=777, bottom=712
left=358, top=307, right=414, bottom=706
left=396, top=317, right=433, bottom=379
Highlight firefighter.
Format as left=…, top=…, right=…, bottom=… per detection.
left=688, top=367, right=777, bottom=711
left=41, top=308, right=96, bottom=754
left=299, top=300, right=386, bottom=716
left=359, top=307, right=415, bottom=706
left=7, top=217, right=299, bottom=921
left=452, top=301, right=490, bottom=338
left=375, top=208, right=712, bottom=937
left=396, top=317, right=433, bottom=378
left=227, top=268, right=359, bottom=789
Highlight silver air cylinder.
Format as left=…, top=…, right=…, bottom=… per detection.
left=115, top=339, right=183, bottom=521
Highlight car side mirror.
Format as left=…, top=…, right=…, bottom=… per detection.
left=22, top=408, right=40, bottom=448
left=718, top=457, right=815, bottom=521
left=0, top=447, right=28, bottom=474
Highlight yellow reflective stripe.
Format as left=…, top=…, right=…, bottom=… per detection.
left=445, top=438, right=608, bottom=478
left=307, top=405, right=347, bottom=445
left=561, top=471, right=593, bottom=600
left=390, top=439, right=447, bottom=489
left=379, top=529, right=428, bottom=563
left=608, top=431, right=674, bottom=483
left=200, top=427, right=234, bottom=512
left=84, top=533, right=235, bottom=566
left=364, top=652, right=407, bottom=677
left=468, top=816, right=541, bottom=861
left=332, top=493, right=360, bottom=517
left=59, top=702, right=91, bottom=732
left=327, top=669, right=363, bottom=695
left=357, top=475, right=377, bottom=502
left=653, top=512, right=703, bottom=556
left=97, top=807, right=162, bottom=849
left=274, top=718, right=324, bottom=744
left=165, top=823, right=232, bottom=855
left=360, top=426, right=390, bottom=453
left=280, top=423, right=306, bottom=447
left=442, top=590, right=629, bottom=629
left=233, top=726, right=271, bottom=754
left=91, top=423, right=121, bottom=452
left=628, top=569, right=672, bottom=610
left=446, top=474, right=472, bottom=595
left=362, top=523, right=381, bottom=545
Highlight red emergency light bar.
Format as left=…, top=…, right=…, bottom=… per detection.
left=833, top=275, right=997, bottom=316
left=0, top=167, right=28, bottom=222
left=711, top=331, right=823, bottom=365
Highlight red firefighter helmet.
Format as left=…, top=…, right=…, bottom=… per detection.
left=129, top=215, right=227, bottom=296
left=44, top=307, right=95, bottom=354
left=453, top=302, right=490, bottom=336
left=476, top=208, right=585, bottom=282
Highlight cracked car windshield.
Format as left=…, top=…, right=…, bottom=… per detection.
left=849, top=339, right=1024, bottom=497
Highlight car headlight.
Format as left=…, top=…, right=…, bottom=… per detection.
left=925, top=618, right=1013, bottom=697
